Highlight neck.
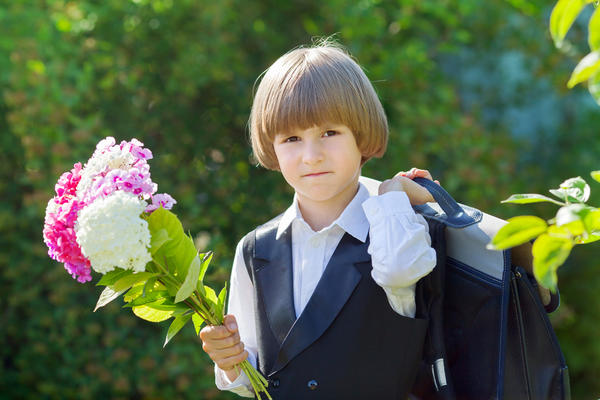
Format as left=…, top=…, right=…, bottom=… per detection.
left=297, top=183, right=359, bottom=232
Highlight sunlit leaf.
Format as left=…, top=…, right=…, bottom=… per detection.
left=150, top=228, right=170, bottom=255
left=192, top=313, right=205, bottom=335
left=124, top=290, right=170, bottom=308
left=591, top=170, right=600, bottom=183
left=164, top=313, right=192, bottom=347
left=555, top=204, right=595, bottom=235
left=577, top=234, right=600, bottom=243
left=132, top=303, right=174, bottom=322
left=550, top=0, right=593, bottom=47
left=488, top=216, right=548, bottom=250
left=532, top=233, right=573, bottom=291
left=215, top=283, right=228, bottom=323
left=583, top=208, right=600, bottom=232
left=94, top=286, right=126, bottom=312
left=567, top=51, right=600, bottom=88
left=198, top=251, right=213, bottom=286
left=112, top=272, right=158, bottom=292
left=203, top=285, right=219, bottom=315
left=549, top=176, right=590, bottom=203
left=175, top=254, right=201, bottom=303
left=501, top=193, right=564, bottom=206
left=589, top=69, right=600, bottom=105
left=589, top=7, right=600, bottom=50
left=97, top=268, right=132, bottom=286
left=123, top=283, right=145, bottom=302
left=146, top=207, right=198, bottom=279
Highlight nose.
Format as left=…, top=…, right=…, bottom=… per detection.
left=302, top=139, right=324, bottom=165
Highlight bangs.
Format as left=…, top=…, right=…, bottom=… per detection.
left=265, top=63, right=360, bottom=137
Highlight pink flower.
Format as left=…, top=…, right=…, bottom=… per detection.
left=43, top=163, right=92, bottom=283
left=146, top=193, right=177, bottom=213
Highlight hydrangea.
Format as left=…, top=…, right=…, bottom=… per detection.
left=43, top=163, right=92, bottom=283
left=43, top=136, right=175, bottom=283
left=75, top=191, right=152, bottom=274
left=77, top=137, right=156, bottom=204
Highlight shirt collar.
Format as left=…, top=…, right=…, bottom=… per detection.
left=276, top=183, right=370, bottom=243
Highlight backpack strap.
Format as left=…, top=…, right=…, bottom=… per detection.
left=412, top=218, right=456, bottom=399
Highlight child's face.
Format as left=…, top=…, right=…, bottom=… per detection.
left=273, top=124, right=362, bottom=210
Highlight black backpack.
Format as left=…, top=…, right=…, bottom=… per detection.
left=359, top=176, right=570, bottom=400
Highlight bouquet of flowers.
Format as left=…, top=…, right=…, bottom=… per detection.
left=43, top=137, right=271, bottom=399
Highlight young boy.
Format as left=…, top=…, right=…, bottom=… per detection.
left=200, top=42, right=437, bottom=399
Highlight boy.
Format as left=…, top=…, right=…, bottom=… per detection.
left=200, top=42, right=437, bottom=399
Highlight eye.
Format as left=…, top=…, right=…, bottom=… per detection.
left=283, top=136, right=300, bottom=143
left=323, top=130, right=338, bottom=137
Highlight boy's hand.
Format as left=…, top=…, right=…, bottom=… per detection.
left=199, top=314, right=248, bottom=382
left=379, top=168, right=439, bottom=205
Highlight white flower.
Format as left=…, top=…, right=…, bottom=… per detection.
left=75, top=191, right=152, bottom=274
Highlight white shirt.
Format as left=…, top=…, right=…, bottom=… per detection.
left=215, top=183, right=437, bottom=397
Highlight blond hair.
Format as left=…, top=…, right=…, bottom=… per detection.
left=249, top=42, right=388, bottom=170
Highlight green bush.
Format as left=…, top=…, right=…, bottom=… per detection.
left=1, top=1, right=598, bottom=398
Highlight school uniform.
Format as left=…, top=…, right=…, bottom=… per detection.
left=215, top=183, right=437, bottom=399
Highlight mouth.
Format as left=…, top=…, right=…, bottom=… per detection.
left=302, top=172, right=330, bottom=178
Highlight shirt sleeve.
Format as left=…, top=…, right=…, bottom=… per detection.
left=213, top=238, right=259, bottom=397
left=362, top=191, right=437, bottom=318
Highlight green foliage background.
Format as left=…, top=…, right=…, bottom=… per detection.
left=1, top=1, right=598, bottom=399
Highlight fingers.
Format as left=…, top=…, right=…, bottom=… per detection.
left=223, top=314, right=238, bottom=333
left=396, top=168, right=431, bottom=180
left=201, top=328, right=241, bottom=350
left=396, top=168, right=440, bottom=185
left=215, top=350, right=249, bottom=371
left=199, top=314, right=247, bottom=369
left=208, top=341, right=247, bottom=364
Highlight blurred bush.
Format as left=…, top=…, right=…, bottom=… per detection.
left=0, top=0, right=598, bottom=398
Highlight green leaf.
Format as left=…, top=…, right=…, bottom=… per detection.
left=203, top=285, right=219, bottom=315
left=132, top=304, right=174, bottom=322
left=589, top=7, right=600, bottom=50
left=488, top=216, right=548, bottom=250
left=589, top=69, right=600, bottom=105
left=164, top=313, right=192, bottom=347
left=123, top=284, right=145, bottom=302
left=555, top=204, right=595, bottom=235
left=567, top=50, right=600, bottom=88
left=141, top=297, right=191, bottom=314
left=192, top=313, right=205, bottom=335
left=112, top=272, right=158, bottom=292
left=549, top=176, right=591, bottom=203
left=550, top=0, right=593, bottom=47
left=142, top=276, right=159, bottom=298
left=124, top=290, right=170, bottom=307
left=198, top=251, right=213, bottom=286
left=97, top=268, right=133, bottom=286
left=146, top=207, right=198, bottom=280
left=532, top=233, right=573, bottom=291
left=578, top=234, right=600, bottom=244
left=501, top=193, right=564, bottom=206
left=150, top=228, right=171, bottom=255
left=215, top=283, right=228, bottom=323
left=94, top=286, right=126, bottom=312
left=591, top=170, right=600, bottom=183
left=175, top=254, right=202, bottom=303
left=583, top=208, right=600, bottom=232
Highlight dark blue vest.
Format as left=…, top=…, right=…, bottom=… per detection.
left=242, top=214, right=428, bottom=399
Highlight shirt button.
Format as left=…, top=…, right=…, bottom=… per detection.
left=270, top=378, right=280, bottom=388
left=307, top=379, right=318, bottom=390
